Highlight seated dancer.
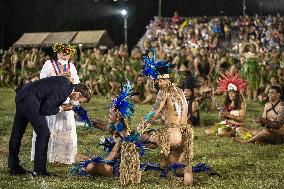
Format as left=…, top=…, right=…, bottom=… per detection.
left=195, top=75, right=215, bottom=111
left=72, top=81, right=143, bottom=186
left=258, top=76, right=281, bottom=103
left=132, top=75, right=146, bottom=104
left=236, top=86, right=284, bottom=144
left=182, top=71, right=200, bottom=126
left=205, top=73, right=246, bottom=137
left=138, top=50, right=194, bottom=186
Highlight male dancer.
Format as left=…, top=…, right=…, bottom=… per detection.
left=237, top=86, right=284, bottom=144
left=139, top=50, right=194, bottom=185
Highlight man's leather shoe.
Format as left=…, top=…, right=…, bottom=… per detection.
left=32, top=171, right=57, bottom=177
left=9, top=166, right=31, bottom=175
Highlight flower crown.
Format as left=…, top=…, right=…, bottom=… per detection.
left=52, top=43, right=77, bottom=56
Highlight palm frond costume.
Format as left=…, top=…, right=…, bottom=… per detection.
left=240, top=57, right=262, bottom=90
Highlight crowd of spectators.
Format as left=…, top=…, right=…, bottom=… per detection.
left=1, top=13, right=284, bottom=113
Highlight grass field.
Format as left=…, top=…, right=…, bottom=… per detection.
left=1, top=88, right=284, bottom=189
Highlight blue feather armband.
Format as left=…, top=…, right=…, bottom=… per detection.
left=73, top=105, right=93, bottom=129
left=144, top=111, right=155, bottom=122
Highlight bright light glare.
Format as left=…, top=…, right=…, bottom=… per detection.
left=121, top=9, right=127, bottom=16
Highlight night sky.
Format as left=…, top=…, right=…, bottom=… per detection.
left=1, top=0, right=284, bottom=49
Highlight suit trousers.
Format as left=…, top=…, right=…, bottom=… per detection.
left=8, top=95, right=50, bottom=172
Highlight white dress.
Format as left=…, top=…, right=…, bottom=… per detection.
left=31, top=59, right=80, bottom=164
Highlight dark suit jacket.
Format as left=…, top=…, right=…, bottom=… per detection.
left=15, top=76, right=74, bottom=116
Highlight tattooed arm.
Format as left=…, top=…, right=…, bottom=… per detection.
left=265, top=104, right=284, bottom=130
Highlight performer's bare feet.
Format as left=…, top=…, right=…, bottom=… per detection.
left=85, top=162, right=95, bottom=173
left=183, top=166, right=193, bottom=186
left=75, top=153, right=90, bottom=162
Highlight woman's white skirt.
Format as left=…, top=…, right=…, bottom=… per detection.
left=31, top=110, right=77, bottom=164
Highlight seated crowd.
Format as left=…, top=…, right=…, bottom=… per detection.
left=1, top=13, right=284, bottom=136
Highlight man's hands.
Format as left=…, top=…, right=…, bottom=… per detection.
left=61, top=104, right=74, bottom=112
left=62, top=72, right=74, bottom=83
left=253, top=117, right=266, bottom=125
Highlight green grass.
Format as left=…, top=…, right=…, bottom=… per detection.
left=1, top=88, right=284, bottom=189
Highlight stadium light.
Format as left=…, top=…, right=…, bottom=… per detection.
left=121, top=9, right=127, bottom=16
left=243, top=0, right=246, bottom=16
left=120, top=9, right=128, bottom=47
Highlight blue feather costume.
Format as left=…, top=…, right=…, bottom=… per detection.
left=70, top=80, right=215, bottom=181
left=70, top=81, right=144, bottom=179
left=142, top=49, right=174, bottom=80
left=111, top=80, right=134, bottom=119
left=73, top=105, right=93, bottom=129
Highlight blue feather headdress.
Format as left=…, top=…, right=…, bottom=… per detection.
left=111, top=80, right=134, bottom=119
left=142, top=49, right=174, bottom=80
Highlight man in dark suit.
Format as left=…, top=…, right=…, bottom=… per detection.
left=8, top=76, right=91, bottom=176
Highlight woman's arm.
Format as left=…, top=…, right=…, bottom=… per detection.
left=105, top=130, right=128, bottom=160
left=40, top=60, right=52, bottom=79
left=105, top=138, right=121, bottom=161
left=239, top=42, right=250, bottom=55
left=226, top=103, right=246, bottom=122
left=70, top=63, right=80, bottom=84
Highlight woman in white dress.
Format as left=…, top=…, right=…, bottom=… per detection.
left=31, top=43, right=80, bottom=164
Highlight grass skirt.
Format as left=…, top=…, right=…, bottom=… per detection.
left=240, top=58, right=262, bottom=90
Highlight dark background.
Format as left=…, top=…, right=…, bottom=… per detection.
left=1, top=0, right=284, bottom=50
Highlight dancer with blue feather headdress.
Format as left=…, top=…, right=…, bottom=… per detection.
left=138, top=49, right=194, bottom=186
left=71, top=81, right=144, bottom=186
